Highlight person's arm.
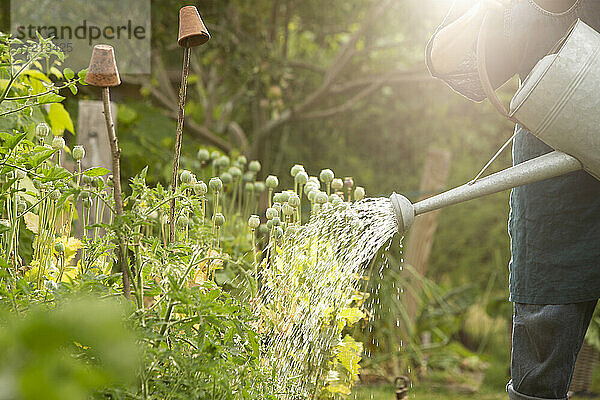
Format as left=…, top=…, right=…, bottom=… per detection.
left=429, top=2, right=491, bottom=75
left=426, top=0, right=517, bottom=102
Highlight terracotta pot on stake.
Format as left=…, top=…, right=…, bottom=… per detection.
left=169, top=6, right=210, bottom=243
left=85, top=44, right=131, bottom=297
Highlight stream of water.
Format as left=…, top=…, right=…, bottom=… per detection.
left=259, top=197, right=399, bottom=398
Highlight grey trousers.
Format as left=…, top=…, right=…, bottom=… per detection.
left=507, top=301, right=597, bottom=400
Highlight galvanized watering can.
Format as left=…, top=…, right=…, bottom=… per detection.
left=391, top=19, right=600, bottom=233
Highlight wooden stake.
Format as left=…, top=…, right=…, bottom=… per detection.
left=102, top=87, right=130, bottom=298
left=169, top=45, right=191, bottom=243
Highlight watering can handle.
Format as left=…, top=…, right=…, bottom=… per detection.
left=477, top=11, right=517, bottom=122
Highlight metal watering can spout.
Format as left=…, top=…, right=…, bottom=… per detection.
left=390, top=151, right=582, bottom=234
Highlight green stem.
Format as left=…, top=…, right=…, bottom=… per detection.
left=298, top=185, right=304, bottom=223
left=211, top=192, right=219, bottom=238
left=159, top=254, right=217, bottom=337
left=230, top=179, right=239, bottom=217
left=134, top=238, right=144, bottom=310
left=93, top=194, right=101, bottom=241
left=57, top=253, right=65, bottom=283
left=252, top=230, right=258, bottom=296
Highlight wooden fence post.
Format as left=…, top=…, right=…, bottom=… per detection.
left=74, top=100, right=117, bottom=237
left=403, top=147, right=451, bottom=320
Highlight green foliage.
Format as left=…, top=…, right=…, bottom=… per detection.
left=0, top=35, right=368, bottom=396
left=134, top=282, right=273, bottom=399
left=0, top=296, right=139, bottom=400
left=0, top=33, right=85, bottom=135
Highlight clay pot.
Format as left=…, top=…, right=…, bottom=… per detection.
left=178, top=6, right=210, bottom=47
left=84, top=44, right=121, bottom=87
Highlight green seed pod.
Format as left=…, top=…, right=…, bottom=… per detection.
left=209, top=177, right=223, bottom=192
left=265, top=207, right=278, bottom=220
left=80, top=190, right=90, bottom=199
left=315, top=191, right=328, bottom=204
left=254, top=181, right=266, bottom=193
left=282, top=203, right=294, bottom=216
left=50, top=189, right=61, bottom=201
left=54, top=241, right=65, bottom=254
left=72, top=145, right=85, bottom=161
left=265, top=175, right=279, bottom=189
left=274, top=226, right=284, bottom=238
left=92, top=176, right=102, bottom=188
left=17, top=201, right=26, bottom=214
left=51, top=136, right=65, bottom=150
left=354, top=186, right=365, bottom=201
left=245, top=182, right=254, bottom=192
left=289, top=224, right=299, bottom=235
left=214, top=212, right=226, bottom=227
left=248, top=214, right=260, bottom=229
left=107, top=175, right=114, bottom=187
left=331, top=178, right=344, bottom=191
left=266, top=219, right=274, bottom=230
left=243, top=171, right=255, bottom=183
left=272, top=216, right=281, bottom=226
left=290, top=164, right=305, bottom=178
left=258, top=223, right=268, bottom=235
left=217, top=155, right=230, bottom=169
left=272, top=202, right=282, bottom=214
left=273, top=192, right=286, bottom=203
left=288, top=194, right=300, bottom=207
left=82, top=198, right=92, bottom=208
left=294, top=171, right=308, bottom=185
left=248, top=160, right=261, bottom=173
left=180, top=170, right=193, bottom=184
left=229, top=166, right=242, bottom=179
left=344, top=176, right=354, bottom=189
left=35, top=122, right=50, bottom=139
left=177, top=215, right=189, bottom=228
left=194, top=181, right=208, bottom=196
left=306, top=181, right=319, bottom=190
left=308, top=176, right=319, bottom=185
left=331, top=196, right=343, bottom=205
left=319, top=169, right=334, bottom=183
left=33, top=180, right=42, bottom=190
left=237, top=155, right=247, bottom=165
left=308, top=190, right=317, bottom=202
left=220, top=172, right=232, bottom=185
left=82, top=175, right=92, bottom=186
left=210, top=151, right=221, bottom=160
left=197, top=148, right=210, bottom=162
